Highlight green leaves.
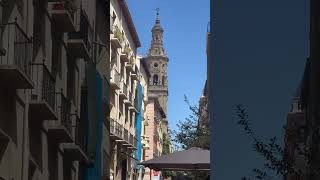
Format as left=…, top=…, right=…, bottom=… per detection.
left=234, top=104, right=299, bottom=180
left=170, top=95, right=210, bottom=179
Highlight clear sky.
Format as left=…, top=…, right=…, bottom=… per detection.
left=127, top=0, right=210, bottom=132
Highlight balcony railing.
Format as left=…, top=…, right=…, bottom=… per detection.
left=111, top=68, right=120, bottom=88
left=56, top=91, right=72, bottom=134
left=0, top=22, right=33, bottom=88
left=31, top=62, right=56, bottom=110
left=123, top=128, right=129, bottom=143
left=48, top=0, right=77, bottom=32
left=68, top=10, right=93, bottom=59
left=110, top=118, right=123, bottom=138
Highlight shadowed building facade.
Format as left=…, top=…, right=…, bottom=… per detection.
left=0, top=0, right=110, bottom=179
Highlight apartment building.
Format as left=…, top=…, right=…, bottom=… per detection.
left=143, top=94, right=165, bottom=180
left=109, top=0, right=141, bottom=179
left=138, top=56, right=151, bottom=180
left=0, top=0, right=109, bottom=179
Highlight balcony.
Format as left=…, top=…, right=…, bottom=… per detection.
left=124, top=91, right=132, bottom=106
left=111, top=25, right=123, bottom=49
left=120, top=45, right=130, bottom=63
left=120, top=53, right=129, bottom=63
left=119, top=82, right=128, bottom=100
left=62, top=115, right=91, bottom=165
left=141, top=136, right=150, bottom=150
left=0, top=22, right=33, bottom=89
left=127, top=134, right=136, bottom=150
left=67, top=11, right=93, bottom=60
left=110, top=118, right=123, bottom=141
left=110, top=68, right=120, bottom=90
left=47, top=91, right=73, bottom=143
left=125, top=62, right=133, bottom=72
left=48, top=1, right=77, bottom=32
left=30, top=62, right=57, bottom=120
left=130, top=72, right=139, bottom=81
left=122, top=129, right=130, bottom=147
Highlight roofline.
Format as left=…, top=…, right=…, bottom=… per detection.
left=118, top=0, right=141, bottom=48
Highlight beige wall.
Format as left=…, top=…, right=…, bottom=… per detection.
left=110, top=0, right=140, bottom=180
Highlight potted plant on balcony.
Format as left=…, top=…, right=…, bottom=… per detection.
left=113, top=25, right=124, bottom=44
left=123, top=44, right=131, bottom=57
left=129, top=56, right=135, bottom=65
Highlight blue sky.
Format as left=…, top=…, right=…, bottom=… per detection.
left=127, top=0, right=210, bottom=131
left=211, top=0, right=308, bottom=179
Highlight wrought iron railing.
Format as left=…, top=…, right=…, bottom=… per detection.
left=123, top=128, right=129, bottom=143
left=0, top=22, right=32, bottom=79
left=31, top=61, right=56, bottom=109
left=68, top=10, right=93, bottom=56
left=110, top=118, right=123, bottom=138
left=56, top=90, right=72, bottom=134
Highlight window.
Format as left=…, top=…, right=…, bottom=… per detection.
left=51, top=33, right=62, bottom=78
left=154, top=63, right=158, bottom=68
left=67, top=56, right=76, bottom=104
left=153, top=74, right=158, bottom=85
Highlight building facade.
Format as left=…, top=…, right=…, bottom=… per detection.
left=284, top=96, right=307, bottom=180
left=0, top=0, right=110, bottom=179
left=141, top=12, right=170, bottom=180
left=198, top=81, right=208, bottom=129
left=109, top=0, right=141, bottom=179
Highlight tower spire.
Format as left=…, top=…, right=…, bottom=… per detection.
left=149, top=8, right=166, bottom=57
left=156, top=8, right=160, bottom=23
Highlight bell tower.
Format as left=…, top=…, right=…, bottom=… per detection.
left=146, top=9, right=169, bottom=118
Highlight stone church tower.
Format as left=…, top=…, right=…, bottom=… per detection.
left=146, top=11, right=169, bottom=126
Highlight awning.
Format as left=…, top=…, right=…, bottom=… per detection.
left=139, top=147, right=210, bottom=171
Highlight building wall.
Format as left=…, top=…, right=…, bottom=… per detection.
left=109, top=0, right=141, bottom=179
left=0, top=0, right=109, bottom=180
